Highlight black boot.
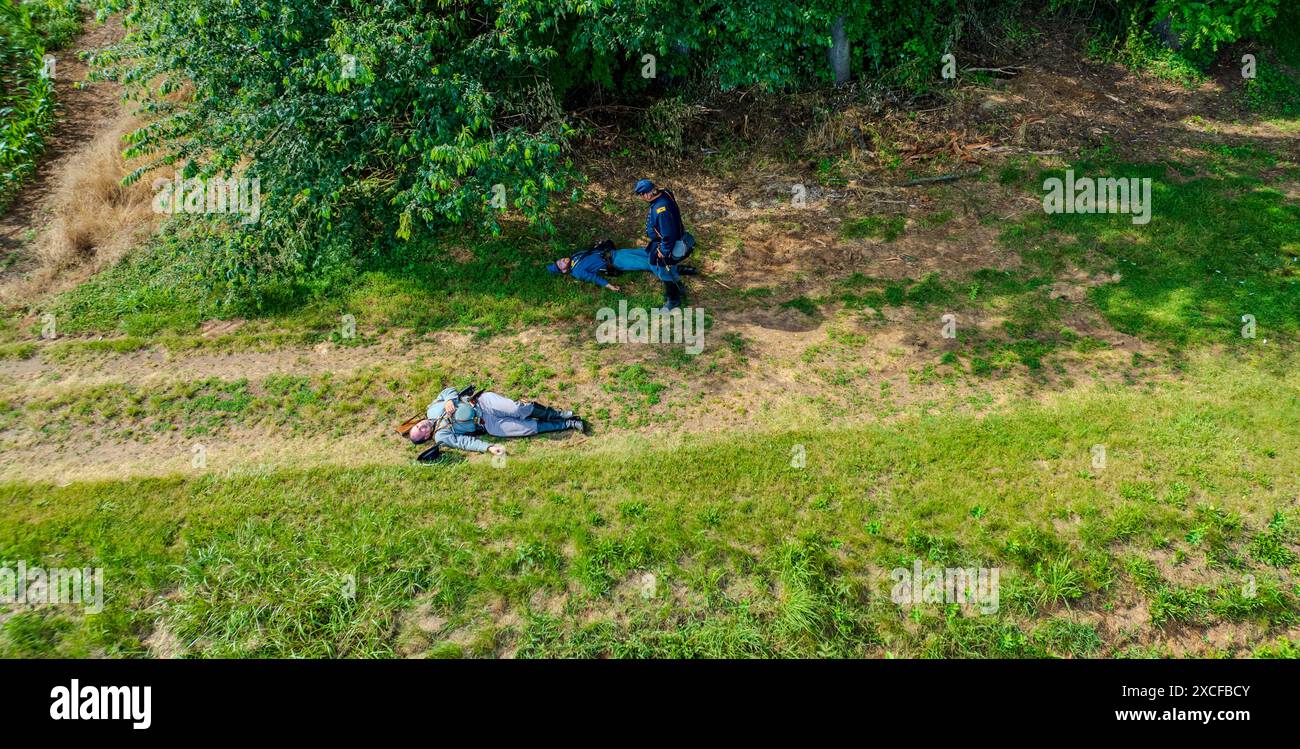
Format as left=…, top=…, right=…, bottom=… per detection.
left=678, top=265, right=699, bottom=276
left=660, top=279, right=682, bottom=312
left=528, top=403, right=573, bottom=421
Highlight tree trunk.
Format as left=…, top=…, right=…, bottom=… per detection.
left=828, top=16, right=850, bottom=86
left=1154, top=14, right=1181, bottom=51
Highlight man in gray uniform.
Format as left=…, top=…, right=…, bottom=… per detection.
left=407, top=387, right=585, bottom=455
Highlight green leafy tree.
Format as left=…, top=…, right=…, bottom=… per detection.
left=92, top=0, right=1289, bottom=306
left=1154, top=0, right=1281, bottom=57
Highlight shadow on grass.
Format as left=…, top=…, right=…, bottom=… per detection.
left=1000, top=158, right=1300, bottom=347
left=47, top=219, right=666, bottom=340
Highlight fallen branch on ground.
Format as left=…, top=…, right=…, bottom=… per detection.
left=962, top=66, right=1024, bottom=76
left=895, top=168, right=982, bottom=187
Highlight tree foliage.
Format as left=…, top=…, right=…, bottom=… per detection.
left=94, top=0, right=1289, bottom=305
left=1153, top=0, right=1281, bottom=57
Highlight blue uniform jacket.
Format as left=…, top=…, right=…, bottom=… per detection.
left=547, top=251, right=611, bottom=287
left=644, top=190, right=684, bottom=266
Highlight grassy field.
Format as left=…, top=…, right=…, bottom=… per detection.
left=8, top=146, right=1298, bottom=359
left=1, top=351, right=1296, bottom=658
left=4, top=147, right=1298, bottom=656
left=2, top=18, right=1298, bottom=658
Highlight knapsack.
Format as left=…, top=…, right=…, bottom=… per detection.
left=571, top=238, right=619, bottom=274
left=450, top=402, right=481, bottom=435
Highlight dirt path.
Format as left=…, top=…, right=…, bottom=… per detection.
left=0, top=335, right=465, bottom=389
left=0, top=18, right=124, bottom=281
left=0, top=304, right=1163, bottom=484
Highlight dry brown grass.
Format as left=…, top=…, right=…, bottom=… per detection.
left=0, top=113, right=162, bottom=306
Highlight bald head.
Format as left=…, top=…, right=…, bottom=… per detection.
left=409, top=419, right=434, bottom=444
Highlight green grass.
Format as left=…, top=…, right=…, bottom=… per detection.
left=30, top=148, right=1297, bottom=379
left=1093, top=31, right=1206, bottom=89
left=804, top=152, right=1298, bottom=377
left=1242, top=59, right=1300, bottom=117
left=600, top=364, right=667, bottom=426
left=841, top=214, right=906, bottom=242
left=2, top=356, right=1295, bottom=658
left=779, top=295, right=820, bottom=316
left=0, top=335, right=738, bottom=449
left=1002, top=158, right=1300, bottom=347
left=0, top=341, right=38, bottom=360
left=39, top=217, right=671, bottom=344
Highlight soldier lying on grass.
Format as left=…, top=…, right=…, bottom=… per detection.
left=547, top=238, right=697, bottom=292
left=407, top=387, right=585, bottom=456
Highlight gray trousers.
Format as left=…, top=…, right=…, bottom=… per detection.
left=476, top=392, right=541, bottom=437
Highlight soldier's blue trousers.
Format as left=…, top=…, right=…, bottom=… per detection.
left=615, top=248, right=680, bottom=283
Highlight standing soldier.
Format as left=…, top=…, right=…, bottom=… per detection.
left=633, top=178, right=694, bottom=311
